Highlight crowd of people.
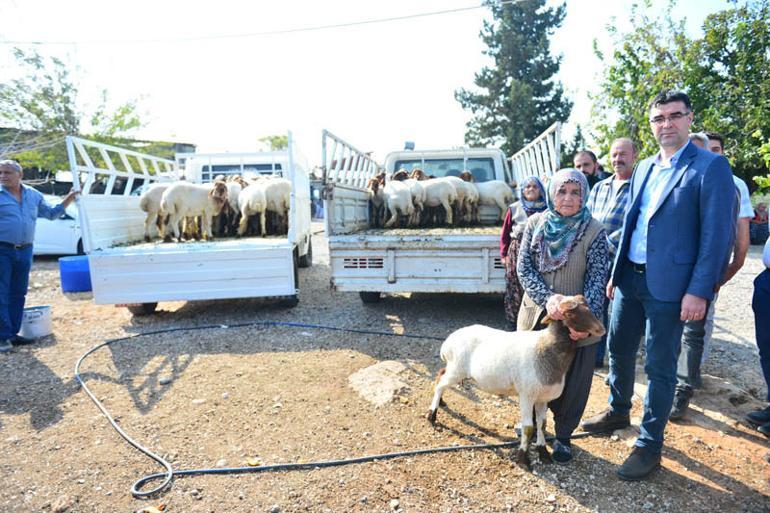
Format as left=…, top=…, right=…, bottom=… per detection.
left=500, top=90, right=770, bottom=480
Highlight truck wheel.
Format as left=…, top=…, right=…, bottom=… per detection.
left=281, top=295, right=299, bottom=308
left=298, top=239, right=313, bottom=268
left=126, top=302, right=158, bottom=316
left=359, top=292, right=382, bottom=303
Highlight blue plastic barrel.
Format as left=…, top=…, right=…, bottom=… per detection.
left=58, top=255, right=92, bottom=293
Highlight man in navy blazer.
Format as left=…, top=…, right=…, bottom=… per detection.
left=581, top=91, right=735, bottom=480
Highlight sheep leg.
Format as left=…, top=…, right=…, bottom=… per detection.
left=260, top=211, right=267, bottom=238
left=442, top=199, right=453, bottom=225
left=384, top=206, right=399, bottom=228
left=534, top=402, right=552, bottom=463
left=515, top=397, right=534, bottom=469
left=202, top=214, right=212, bottom=241
left=165, top=211, right=181, bottom=242
left=496, top=199, right=507, bottom=221
left=144, top=212, right=157, bottom=242
left=237, top=209, right=250, bottom=236
left=427, top=368, right=458, bottom=425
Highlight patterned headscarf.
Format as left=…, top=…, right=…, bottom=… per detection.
left=530, top=168, right=593, bottom=273
left=519, top=176, right=547, bottom=216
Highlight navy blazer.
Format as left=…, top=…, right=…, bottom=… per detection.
left=611, top=142, right=735, bottom=302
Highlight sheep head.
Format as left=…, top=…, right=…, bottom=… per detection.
left=367, top=177, right=381, bottom=192
left=209, top=181, right=229, bottom=212
left=391, top=169, right=410, bottom=181
left=459, top=170, right=475, bottom=182
left=410, top=168, right=427, bottom=181
left=559, top=295, right=606, bottom=337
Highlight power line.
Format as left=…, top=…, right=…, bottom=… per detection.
left=0, top=1, right=522, bottom=46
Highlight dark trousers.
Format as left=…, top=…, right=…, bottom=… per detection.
left=607, top=266, right=684, bottom=454
left=595, top=298, right=610, bottom=365
left=753, top=269, right=770, bottom=403
left=549, top=343, right=598, bottom=442
left=0, top=245, right=33, bottom=340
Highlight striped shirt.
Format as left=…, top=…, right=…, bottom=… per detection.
left=586, top=175, right=630, bottom=258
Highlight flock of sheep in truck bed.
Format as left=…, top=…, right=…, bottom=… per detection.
left=137, top=167, right=515, bottom=244
left=367, top=169, right=515, bottom=229
left=139, top=174, right=292, bottom=243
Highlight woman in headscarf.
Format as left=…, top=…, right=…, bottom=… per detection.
left=517, top=168, right=610, bottom=463
left=500, top=175, right=547, bottom=330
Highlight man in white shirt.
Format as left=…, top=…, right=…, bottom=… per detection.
left=670, top=132, right=752, bottom=419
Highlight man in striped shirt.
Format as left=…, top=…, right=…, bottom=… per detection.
left=586, top=138, right=637, bottom=367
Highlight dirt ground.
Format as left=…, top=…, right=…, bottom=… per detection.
left=1, top=224, right=769, bottom=513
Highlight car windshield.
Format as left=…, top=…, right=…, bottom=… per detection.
left=391, top=157, right=495, bottom=182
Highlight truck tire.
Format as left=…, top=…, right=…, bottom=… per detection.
left=298, top=239, right=313, bottom=268
left=359, top=292, right=382, bottom=303
left=281, top=295, right=300, bottom=308
left=126, top=302, right=157, bottom=316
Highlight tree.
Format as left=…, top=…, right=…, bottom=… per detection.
left=590, top=1, right=690, bottom=160
left=0, top=48, right=143, bottom=172
left=561, top=124, right=586, bottom=167
left=591, top=0, right=769, bottom=185
left=259, top=135, right=288, bottom=151
left=687, top=0, right=770, bottom=186
left=456, top=0, right=572, bottom=156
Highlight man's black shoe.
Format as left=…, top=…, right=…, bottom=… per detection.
left=617, top=446, right=661, bottom=481
left=11, top=335, right=36, bottom=346
left=758, top=421, right=770, bottom=438
left=581, top=409, right=630, bottom=433
left=669, top=393, right=690, bottom=421
left=746, top=405, right=770, bottom=426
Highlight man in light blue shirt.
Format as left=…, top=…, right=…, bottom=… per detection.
left=0, top=159, right=78, bottom=352
left=581, top=91, right=735, bottom=481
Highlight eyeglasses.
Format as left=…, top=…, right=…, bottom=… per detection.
left=649, top=111, right=690, bottom=126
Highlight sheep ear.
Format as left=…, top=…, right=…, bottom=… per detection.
left=541, top=315, right=552, bottom=325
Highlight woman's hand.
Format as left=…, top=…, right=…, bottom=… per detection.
left=545, top=294, right=565, bottom=320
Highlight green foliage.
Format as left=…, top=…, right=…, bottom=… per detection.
left=561, top=125, right=586, bottom=167
left=456, top=0, right=572, bottom=156
left=259, top=135, right=288, bottom=151
left=591, top=0, right=770, bottom=185
left=0, top=48, right=145, bottom=172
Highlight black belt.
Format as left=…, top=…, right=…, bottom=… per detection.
left=630, top=261, right=646, bottom=273
left=0, top=242, right=32, bottom=250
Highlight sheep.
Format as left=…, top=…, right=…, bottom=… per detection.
left=262, top=177, right=292, bottom=235
left=367, top=176, right=386, bottom=228
left=475, top=179, right=515, bottom=221
left=213, top=181, right=244, bottom=236
left=390, top=169, right=425, bottom=226
left=409, top=169, right=457, bottom=226
left=382, top=179, right=414, bottom=228
left=160, top=180, right=229, bottom=242
left=426, top=295, right=605, bottom=469
left=237, top=183, right=268, bottom=236
left=139, top=183, right=171, bottom=241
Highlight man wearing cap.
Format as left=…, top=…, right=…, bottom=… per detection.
left=0, top=159, right=78, bottom=352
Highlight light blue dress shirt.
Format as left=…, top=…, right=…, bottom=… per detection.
left=628, top=143, right=690, bottom=264
left=0, top=184, right=66, bottom=245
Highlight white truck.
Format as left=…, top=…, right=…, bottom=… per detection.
left=321, top=124, right=560, bottom=303
left=66, top=132, right=312, bottom=315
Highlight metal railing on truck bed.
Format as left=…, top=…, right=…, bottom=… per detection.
left=508, top=122, right=561, bottom=185
left=66, top=136, right=178, bottom=253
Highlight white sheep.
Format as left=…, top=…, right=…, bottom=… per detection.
left=390, top=170, right=425, bottom=226
left=160, top=181, right=229, bottom=242
left=139, top=183, right=170, bottom=241
left=262, top=177, right=292, bottom=235
left=475, top=180, right=515, bottom=221
left=382, top=180, right=414, bottom=228
left=237, top=183, right=268, bottom=236
left=426, top=295, right=605, bottom=468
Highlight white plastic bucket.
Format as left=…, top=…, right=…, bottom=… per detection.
left=20, top=306, right=53, bottom=340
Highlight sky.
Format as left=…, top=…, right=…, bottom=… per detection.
left=1, top=0, right=731, bottom=166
